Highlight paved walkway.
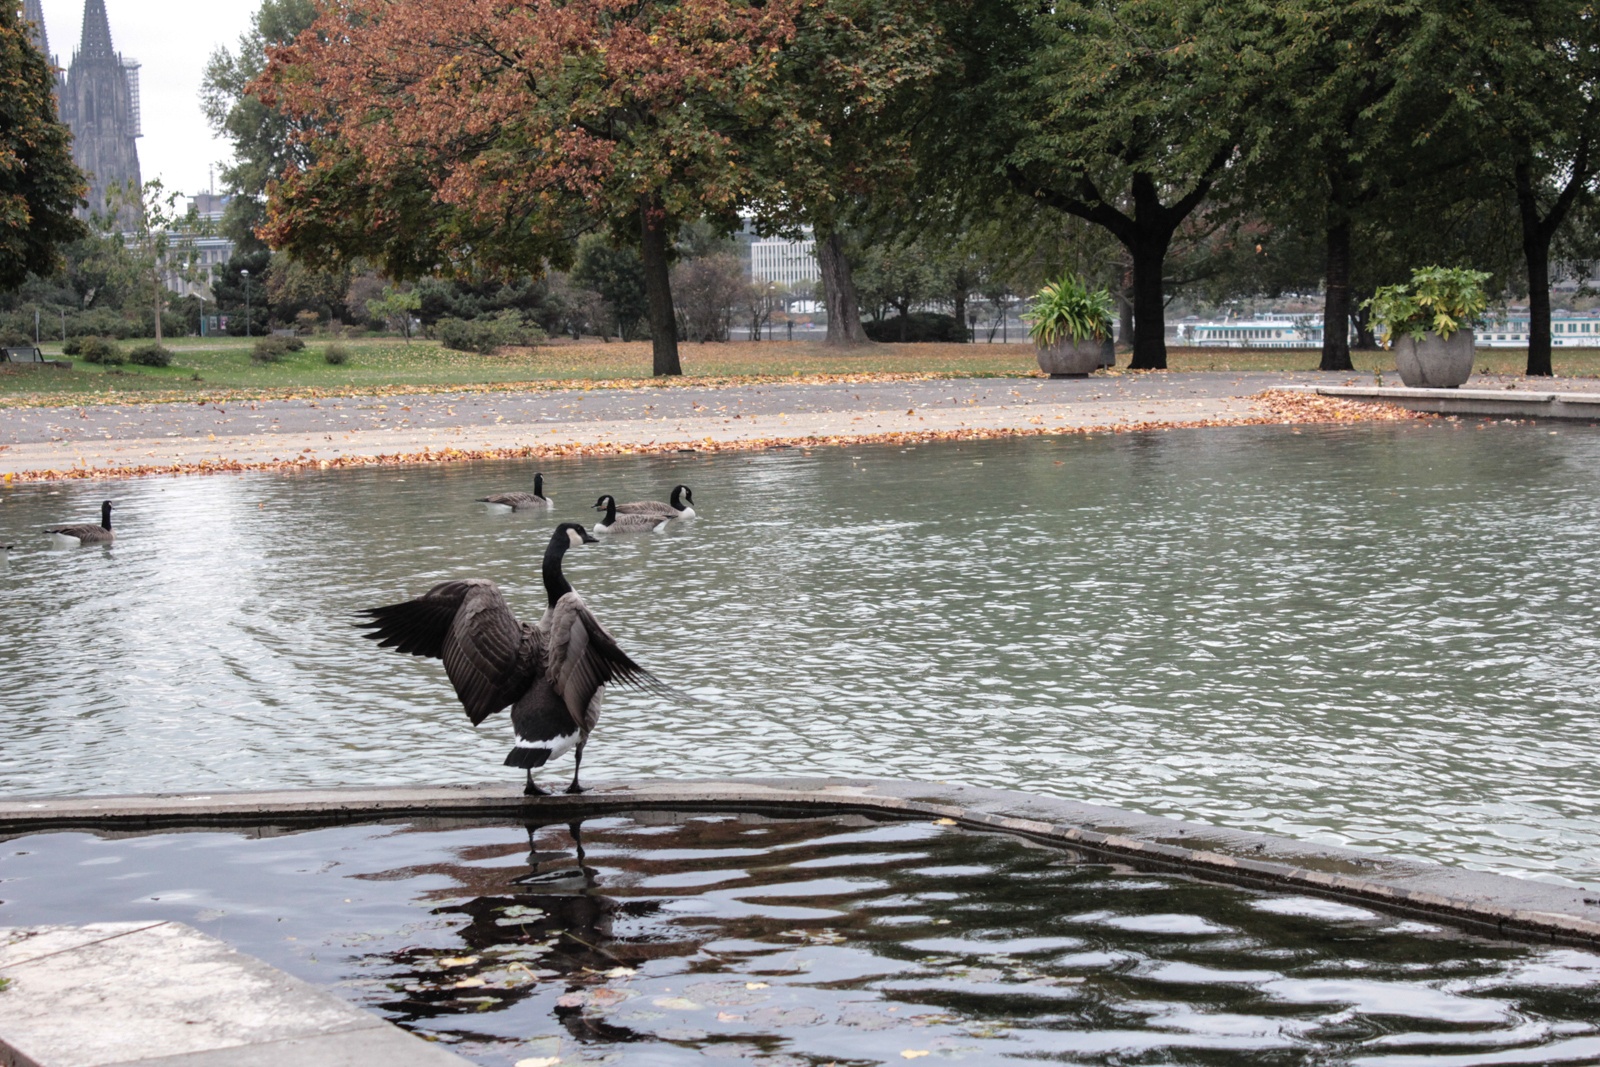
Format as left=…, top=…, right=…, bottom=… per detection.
left=0, top=372, right=1356, bottom=477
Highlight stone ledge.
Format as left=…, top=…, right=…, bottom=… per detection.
left=1311, top=384, right=1600, bottom=419
left=0, top=922, right=471, bottom=1067
left=2, top=778, right=1598, bottom=948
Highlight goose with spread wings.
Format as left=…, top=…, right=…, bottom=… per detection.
left=356, top=522, right=672, bottom=795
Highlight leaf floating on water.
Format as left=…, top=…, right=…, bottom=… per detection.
left=933, top=818, right=957, bottom=826
left=514, top=1058, right=561, bottom=1067
left=744, top=982, right=769, bottom=990
left=901, top=1052, right=932, bottom=1061
left=653, top=996, right=702, bottom=1011
left=603, top=966, right=637, bottom=978
left=452, top=977, right=487, bottom=989
left=439, top=956, right=479, bottom=968
left=716, top=1011, right=744, bottom=1022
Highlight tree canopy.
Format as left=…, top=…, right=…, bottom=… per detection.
left=0, top=0, right=86, bottom=290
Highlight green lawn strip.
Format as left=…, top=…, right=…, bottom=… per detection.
left=1, top=338, right=1594, bottom=407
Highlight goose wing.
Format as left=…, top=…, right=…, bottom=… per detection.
left=46, top=524, right=109, bottom=541
left=613, top=500, right=674, bottom=516
left=543, top=593, right=674, bottom=733
left=358, top=579, right=542, bottom=725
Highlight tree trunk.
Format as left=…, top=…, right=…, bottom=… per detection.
left=953, top=291, right=969, bottom=341
left=1320, top=220, right=1354, bottom=371
left=1117, top=267, right=1134, bottom=350
left=1127, top=238, right=1168, bottom=370
left=638, top=197, right=682, bottom=376
left=1524, top=230, right=1553, bottom=377
left=817, top=229, right=868, bottom=346
left=1351, top=287, right=1378, bottom=349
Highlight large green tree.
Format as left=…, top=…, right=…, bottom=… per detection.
left=1, top=0, right=86, bottom=290
left=1458, top=0, right=1600, bottom=377
left=200, top=0, right=317, bottom=250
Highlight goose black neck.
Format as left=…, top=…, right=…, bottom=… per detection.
left=101, top=502, right=112, bottom=531
left=534, top=473, right=544, bottom=497
left=542, top=534, right=573, bottom=607
left=670, top=485, right=684, bottom=510
left=601, top=497, right=616, bottom=523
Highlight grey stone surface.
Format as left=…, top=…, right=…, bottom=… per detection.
left=0, top=922, right=471, bottom=1067
left=3, top=778, right=1600, bottom=948
left=1315, top=383, right=1600, bottom=420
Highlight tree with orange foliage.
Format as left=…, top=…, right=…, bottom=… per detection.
left=261, top=0, right=827, bottom=376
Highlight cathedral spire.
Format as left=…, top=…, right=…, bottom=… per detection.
left=21, top=0, right=51, bottom=60
left=78, top=0, right=115, bottom=60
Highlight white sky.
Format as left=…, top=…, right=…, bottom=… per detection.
left=38, top=0, right=259, bottom=199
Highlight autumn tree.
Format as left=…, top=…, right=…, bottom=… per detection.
left=263, top=0, right=824, bottom=376
left=1, top=0, right=86, bottom=290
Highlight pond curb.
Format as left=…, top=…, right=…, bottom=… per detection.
left=1311, top=383, right=1600, bottom=420
left=3, top=777, right=1598, bottom=948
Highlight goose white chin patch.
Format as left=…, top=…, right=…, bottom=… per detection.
left=567, top=528, right=585, bottom=547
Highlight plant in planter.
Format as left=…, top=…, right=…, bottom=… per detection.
left=1363, top=266, right=1490, bottom=388
left=1025, top=275, right=1115, bottom=378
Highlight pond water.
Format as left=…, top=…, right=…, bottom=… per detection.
left=2, top=422, right=1600, bottom=884
left=6, top=813, right=1600, bottom=1066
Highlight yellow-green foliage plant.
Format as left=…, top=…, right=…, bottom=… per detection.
left=1025, top=275, right=1115, bottom=345
left=1364, top=266, right=1490, bottom=346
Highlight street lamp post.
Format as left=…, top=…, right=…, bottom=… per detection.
left=241, top=268, right=251, bottom=337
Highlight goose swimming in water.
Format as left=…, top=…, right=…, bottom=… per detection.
left=592, top=494, right=675, bottom=533
left=46, top=501, right=114, bottom=546
left=357, top=522, right=673, bottom=795
left=614, top=484, right=696, bottom=519
left=479, top=473, right=553, bottom=510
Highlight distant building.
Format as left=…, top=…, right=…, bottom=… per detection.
left=1176, top=314, right=1326, bottom=348
left=24, top=0, right=143, bottom=222
left=163, top=193, right=236, bottom=297
left=1479, top=311, right=1600, bottom=347
left=750, top=237, right=820, bottom=287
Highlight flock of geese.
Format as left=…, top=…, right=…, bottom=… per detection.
left=361, top=475, right=695, bottom=795
left=17, top=477, right=690, bottom=796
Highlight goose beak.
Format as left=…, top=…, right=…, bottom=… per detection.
left=581, top=532, right=600, bottom=544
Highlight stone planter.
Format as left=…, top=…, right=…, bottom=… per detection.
left=1394, top=329, right=1474, bottom=389
left=1037, top=337, right=1109, bottom=378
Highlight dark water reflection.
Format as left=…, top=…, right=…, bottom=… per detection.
left=5, top=815, right=1600, bottom=1065
left=4, top=423, right=1600, bottom=883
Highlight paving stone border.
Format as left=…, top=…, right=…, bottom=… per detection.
left=0, top=922, right=472, bottom=1067
left=1313, top=383, right=1600, bottom=420
left=3, top=777, right=1598, bottom=948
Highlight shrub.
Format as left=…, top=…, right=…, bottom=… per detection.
left=1364, top=266, right=1491, bottom=345
left=127, top=343, right=173, bottom=368
left=435, top=312, right=546, bottom=354
left=323, top=343, right=350, bottom=365
left=251, top=336, right=298, bottom=364
left=0, top=331, right=33, bottom=348
left=76, top=337, right=124, bottom=365
left=1025, top=275, right=1115, bottom=345
left=863, top=312, right=967, bottom=344
left=62, top=337, right=82, bottom=356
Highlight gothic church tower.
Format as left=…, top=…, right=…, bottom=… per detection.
left=20, top=0, right=50, bottom=58
left=54, top=0, right=143, bottom=221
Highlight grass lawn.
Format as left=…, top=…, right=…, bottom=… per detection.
left=1, top=335, right=1594, bottom=406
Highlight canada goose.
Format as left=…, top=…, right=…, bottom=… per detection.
left=592, top=494, right=675, bottom=533
left=357, top=522, right=673, bottom=795
left=614, top=484, right=696, bottom=519
left=46, top=501, right=114, bottom=546
left=479, top=473, right=553, bottom=510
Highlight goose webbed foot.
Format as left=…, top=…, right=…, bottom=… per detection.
left=565, top=780, right=585, bottom=795
left=524, top=769, right=548, bottom=797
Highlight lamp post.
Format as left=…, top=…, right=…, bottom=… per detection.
left=241, top=268, right=251, bottom=337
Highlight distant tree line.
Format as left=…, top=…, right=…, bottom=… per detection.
left=6, top=0, right=1600, bottom=378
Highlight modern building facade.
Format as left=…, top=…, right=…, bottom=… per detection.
left=22, top=0, right=143, bottom=221
left=750, top=237, right=820, bottom=288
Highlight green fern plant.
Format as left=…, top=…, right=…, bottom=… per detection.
left=1363, top=266, right=1490, bottom=346
left=1025, top=275, right=1114, bottom=345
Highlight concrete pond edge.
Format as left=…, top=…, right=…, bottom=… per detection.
left=3, top=777, right=1599, bottom=949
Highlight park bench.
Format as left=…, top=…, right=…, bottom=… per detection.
left=2, top=346, right=71, bottom=368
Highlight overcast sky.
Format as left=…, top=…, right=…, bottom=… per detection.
left=37, top=0, right=259, bottom=200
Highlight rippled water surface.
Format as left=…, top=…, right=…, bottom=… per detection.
left=3, top=423, right=1600, bottom=882
left=7, top=814, right=1600, bottom=1066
